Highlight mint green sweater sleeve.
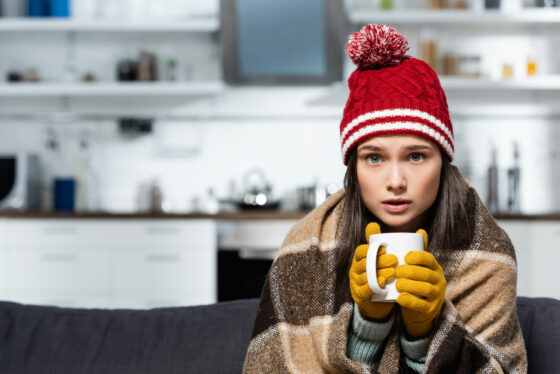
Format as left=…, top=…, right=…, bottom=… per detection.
left=347, top=303, right=394, bottom=368
left=347, top=303, right=430, bottom=372
left=400, top=332, right=430, bottom=372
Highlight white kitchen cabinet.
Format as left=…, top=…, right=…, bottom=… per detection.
left=111, top=246, right=214, bottom=292
left=0, top=219, right=9, bottom=294
left=10, top=248, right=110, bottom=292
left=497, top=219, right=560, bottom=300
left=0, top=219, right=217, bottom=309
left=527, top=222, right=560, bottom=298
left=497, top=220, right=533, bottom=297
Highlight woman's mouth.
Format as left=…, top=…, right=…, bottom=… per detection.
left=382, top=199, right=411, bottom=213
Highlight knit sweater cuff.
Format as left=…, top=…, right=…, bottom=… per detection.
left=400, top=332, right=430, bottom=372
left=347, top=303, right=395, bottom=368
left=352, top=303, right=395, bottom=342
left=400, top=333, right=430, bottom=360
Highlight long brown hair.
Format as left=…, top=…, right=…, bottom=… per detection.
left=335, top=147, right=471, bottom=279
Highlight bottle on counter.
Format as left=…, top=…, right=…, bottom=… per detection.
left=166, top=58, right=178, bottom=81
left=442, top=53, right=459, bottom=76
left=507, top=142, right=521, bottom=213
left=138, top=50, right=158, bottom=81
left=502, top=63, right=514, bottom=79
left=50, top=0, right=70, bottom=17
left=485, top=0, right=500, bottom=8
left=47, top=127, right=76, bottom=213
left=149, top=179, right=163, bottom=213
left=487, top=145, right=499, bottom=213
left=420, top=28, right=439, bottom=73
left=458, top=55, right=482, bottom=78
left=379, top=0, right=394, bottom=10
left=526, top=56, right=538, bottom=76
left=73, top=128, right=100, bottom=213
left=28, top=0, right=48, bottom=17
left=1, top=0, right=27, bottom=17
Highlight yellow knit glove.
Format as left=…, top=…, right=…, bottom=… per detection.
left=396, top=229, right=446, bottom=338
left=349, top=222, right=398, bottom=321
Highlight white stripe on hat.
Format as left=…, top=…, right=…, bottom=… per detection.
left=341, top=121, right=454, bottom=160
left=340, top=108, right=454, bottom=146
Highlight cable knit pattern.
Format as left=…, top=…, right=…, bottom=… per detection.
left=340, top=57, right=454, bottom=164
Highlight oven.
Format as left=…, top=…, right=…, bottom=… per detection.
left=217, top=219, right=298, bottom=302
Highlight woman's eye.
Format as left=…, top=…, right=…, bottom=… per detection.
left=410, top=153, right=425, bottom=162
left=367, top=155, right=381, bottom=164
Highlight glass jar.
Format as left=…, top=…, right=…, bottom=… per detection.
left=459, top=55, right=481, bottom=78
left=526, top=57, right=538, bottom=76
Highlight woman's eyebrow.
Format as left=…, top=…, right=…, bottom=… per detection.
left=403, top=145, right=433, bottom=151
left=358, top=145, right=384, bottom=152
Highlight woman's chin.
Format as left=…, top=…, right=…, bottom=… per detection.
left=378, top=215, right=416, bottom=232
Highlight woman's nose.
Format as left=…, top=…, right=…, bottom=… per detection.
left=386, top=164, right=406, bottom=191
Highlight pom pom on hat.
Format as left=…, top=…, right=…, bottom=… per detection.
left=346, top=24, right=409, bottom=69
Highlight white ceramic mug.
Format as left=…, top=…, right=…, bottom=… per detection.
left=366, top=232, right=424, bottom=302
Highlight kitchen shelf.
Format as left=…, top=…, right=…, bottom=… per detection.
left=3, top=211, right=559, bottom=220
left=349, top=8, right=560, bottom=26
left=308, top=76, right=560, bottom=103
left=0, top=81, right=225, bottom=97
left=440, top=76, right=560, bottom=90
left=0, top=210, right=309, bottom=220
left=0, top=17, right=219, bottom=32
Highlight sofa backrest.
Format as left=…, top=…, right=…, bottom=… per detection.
left=0, top=298, right=259, bottom=374
left=0, top=297, right=557, bottom=373
left=516, top=296, right=560, bottom=374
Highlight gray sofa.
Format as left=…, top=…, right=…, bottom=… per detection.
left=0, top=297, right=557, bottom=373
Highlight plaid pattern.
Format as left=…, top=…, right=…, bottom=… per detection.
left=243, top=185, right=527, bottom=373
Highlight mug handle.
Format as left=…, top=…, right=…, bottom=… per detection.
left=366, top=236, right=389, bottom=297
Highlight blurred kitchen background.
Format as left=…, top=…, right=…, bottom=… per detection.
left=0, top=0, right=559, bottom=309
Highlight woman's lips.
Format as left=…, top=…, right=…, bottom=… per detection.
left=382, top=200, right=411, bottom=213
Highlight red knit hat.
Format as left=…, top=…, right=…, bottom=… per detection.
left=340, top=24, right=454, bottom=165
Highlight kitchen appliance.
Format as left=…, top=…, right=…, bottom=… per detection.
left=296, top=183, right=338, bottom=210
left=0, top=153, right=41, bottom=211
left=237, top=168, right=279, bottom=210
left=217, top=219, right=296, bottom=301
left=221, top=0, right=344, bottom=85
left=296, top=185, right=326, bottom=210
left=487, top=146, right=499, bottom=213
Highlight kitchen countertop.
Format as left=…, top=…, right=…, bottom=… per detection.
left=1, top=211, right=560, bottom=221
left=0, top=210, right=310, bottom=220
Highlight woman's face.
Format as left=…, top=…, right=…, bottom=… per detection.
left=356, top=134, right=442, bottom=232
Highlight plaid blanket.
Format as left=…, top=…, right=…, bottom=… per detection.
left=243, top=186, right=527, bottom=373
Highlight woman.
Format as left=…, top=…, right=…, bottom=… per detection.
left=243, top=25, right=527, bottom=373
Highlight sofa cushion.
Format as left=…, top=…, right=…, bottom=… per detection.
left=517, top=296, right=560, bottom=374
left=0, top=298, right=259, bottom=374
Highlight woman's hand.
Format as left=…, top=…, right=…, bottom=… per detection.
left=396, top=229, right=446, bottom=338
left=349, top=222, right=398, bottom=321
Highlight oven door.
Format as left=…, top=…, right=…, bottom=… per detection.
left=0, top=156, right=16, bottom=209
left=217, top=248, right=274, bottom=302
left=217, top=219, right=297, bottom=302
